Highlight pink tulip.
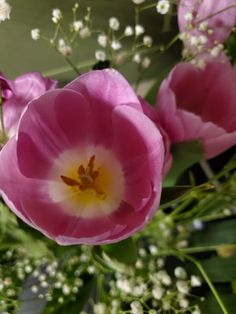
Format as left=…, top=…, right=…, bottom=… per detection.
left=139, top=97, right=173, bottom=177
left=178, top=0, right=236, bottom=60
left=155, top=60, right=236, bottom=159
left=0, top=69, right=164, bottom=245
left=0, top=72, right=57, bottom=137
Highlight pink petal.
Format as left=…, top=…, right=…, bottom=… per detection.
left=65, top=69, right=142, bottom=111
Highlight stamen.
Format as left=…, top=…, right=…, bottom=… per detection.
left=61, top=155, right=106, bottom=200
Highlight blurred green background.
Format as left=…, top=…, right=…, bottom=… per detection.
left=0, top=0, right=180, bottom=83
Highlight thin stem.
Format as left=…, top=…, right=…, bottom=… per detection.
left=64, top=56, right=81, bottom=75
left=185, top=255, right=229, bottom=314
left=200, top=160, right=221, bottom=190
left=196, top=4, right=236, bottom=24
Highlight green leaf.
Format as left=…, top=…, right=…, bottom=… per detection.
left=164, top=140, right=204, bottom=186
left=200, top=293, right=236, bottom=314
left=201, top=255, right=236, bottom=283
left=102, top=237, right=138, bottom=265
left=190, top=218, right=236, bottom=247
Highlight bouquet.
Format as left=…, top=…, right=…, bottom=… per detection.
left=0, top=0, right=236, bottom=313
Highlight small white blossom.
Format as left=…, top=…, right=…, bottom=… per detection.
left=80, top=27, right=91, bottom=38
left=192, top=219, right=204, bottom=230
left=95, top=50, right=106, bottom=61
left=192, top=309, right=201, bottom=314
left=190, top=275, right=202, bottom=287
left=210, top=44, right=223, bottom=58
left=116, top=278, right=133, bottom=294
left=124, top=25, right=134, bottom=36
left=62, top=284, right=71, bottom=295
left=0, top=0, right=11, bottom=22
left=198, top=21, right=208, bottom=32
left=184, top=12, right=193, bottom=21
left=111, top=40, right=121, bottom=50
left=143, top=35, right=153, bottom=47
left=189, top=35, right=199, bottom=46
left=198, top=35, right=207, bottom=45
left=152, top=285, right=164, bottom=300
left=130, top=300, right=143, bottom=314
left=133, top=53, right=141, bottom=64
left=162, top=301, right=171, bottom=310
left=52, top=8, right=62, bottom=24
left=31, top=28, right=40, bottom=41
left=135, top=24, right=144, bottom=36
left=141, top=56, right=151, bottom=68
left=40, top=281, right=48, bottom=288
left=156, top=270, right=171, bottom=286
left=94, top=303, right=107, bottom=314
left=156, top=0, right=170, bottom=15
left=149, top=245, right=158, bottom=255
left=31, top=285, right=38, bottom=293
left=58, top=39, right=72, bottom=57
left=97, top=34, right=107, bottom=47
left=73, top=20, right=83, bottom=32
left=179, top=298, right=189, bottom=309
left=109, top=17, right=120, bottom=31
left=174, top=267, right=187, bottom=279
left=132, top=0, right=145, bottom=4
left=176, top=280, right=190, bottom=294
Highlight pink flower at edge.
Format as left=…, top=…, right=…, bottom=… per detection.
left=139, top=96, right=173, bottom=177
left=178, top=0, right=236, bottom=60
left=0, top=69, right=165, bottom=245
left=155, top=60, right=236, bottom=159
left=0, top=72, right=58, bottom=137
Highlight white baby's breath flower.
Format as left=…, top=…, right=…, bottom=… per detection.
left=52, top=8, right=62, bottom=24
left=130, top=300, right=143, bottom=314
left=0, top=0, right=11, bottom=22
left=152, top=285, right=164, bottom=300
left=174, top=267, right=187, bottom=279
left=111, top=40, right=121, bottom=50
left=184, top=12, right=193, bottom=21
left=124, top=25, right=134, bottom=36
left=73, top=20, right=83, bottom=32
left=95, top=50, right=106, bottom=61
left=109, top=17, right=120, bottom=31
left=143, top=35, right=153, bottom=47
left=198, top=21, right=208, bottom=32
left=141, top=57, right=151, bottom=68
left=135, top=24, right=144, bottom=36
left=176, top=280, right=190, bottom=294
left=94, top=303, right=107, bottom=314
left=97, top=34, right=107, bottom=47
left=190, top=275, right=201, bottom=287
left=179, top=298, right=189, bottom=309
left=58, top=39, right=72, bottom=57
left=80, top=27, right=91, bottom=38
left=133, top=53, right=141, bottom=64
left=31, top=28, right=40, bottom=41
left=156, top=0, right=170, bottom=15
left=132, top=0, right=145, bottom=4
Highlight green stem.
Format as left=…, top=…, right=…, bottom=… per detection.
left=196, top=4, right=236, bottom=24
left=64, top=56, right=81, bottom=75
left=200, top=160, right=221, bottom=190
left=185, top=255, right=229, bottom=314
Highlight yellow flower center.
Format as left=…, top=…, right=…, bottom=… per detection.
left=48, top=146, right=124, bottom=218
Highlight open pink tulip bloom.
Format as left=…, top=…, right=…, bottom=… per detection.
left=0, top=72, right=57, bottom=137
left=0, top=69, right=164, bottom=245
left=156, top=61, right=236, bottom=159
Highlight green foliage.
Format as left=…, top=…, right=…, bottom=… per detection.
left=102, top=237, right=138, bottom=265
left=164, top=140, right=205, bottom=186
